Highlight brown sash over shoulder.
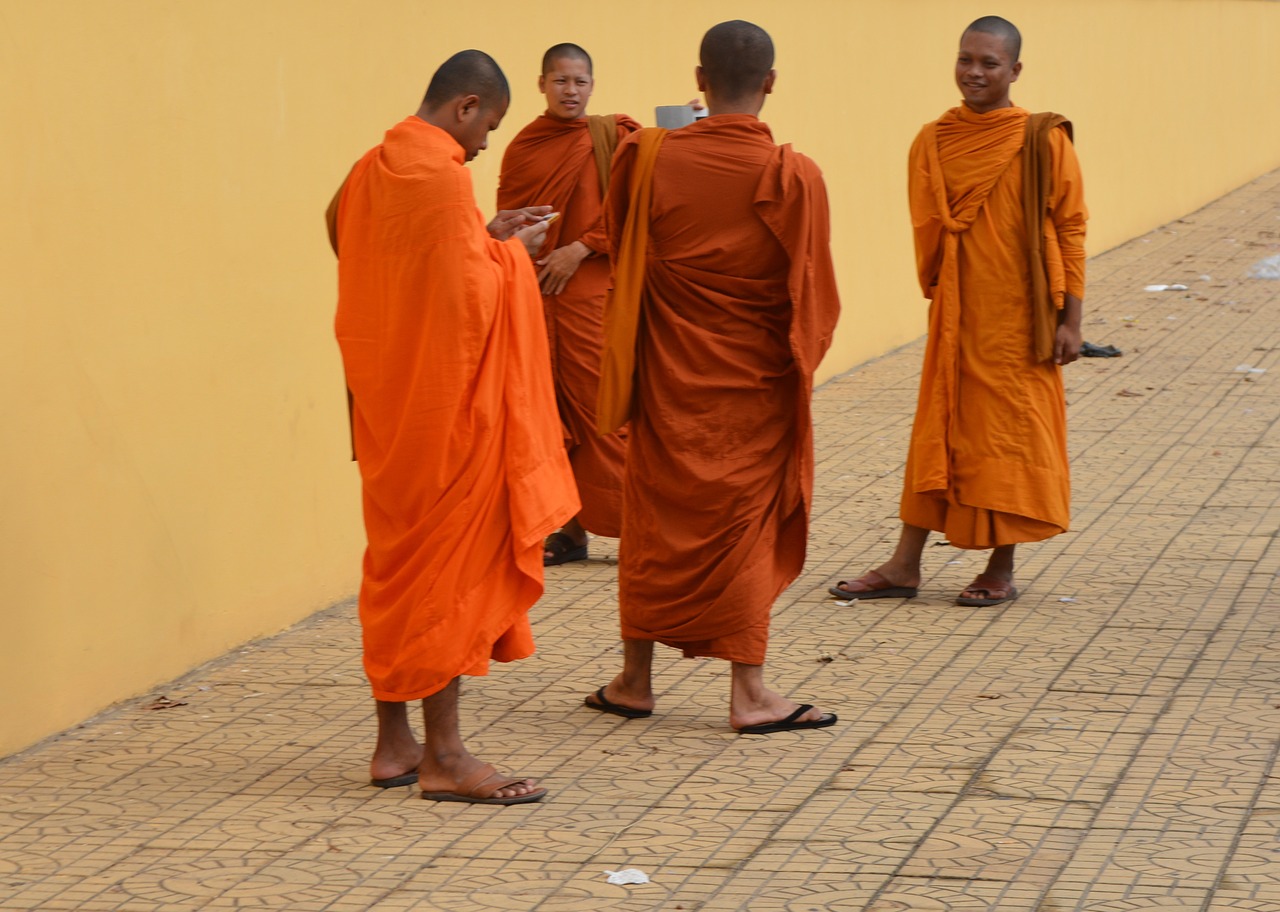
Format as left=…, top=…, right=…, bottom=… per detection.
left=586, top=114, right=619, bottom=201
left=1023, top=112, right=1072, bottom=363
left=596, top=127, right=667, bottom=435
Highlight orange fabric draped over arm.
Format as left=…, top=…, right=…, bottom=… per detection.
left=335, top=117, right=577, bottom=701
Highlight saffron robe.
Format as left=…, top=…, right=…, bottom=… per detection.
left=605, top=115, right=840, bottom=664
left=334, top=117, right=578, bottom=701
left=903, top=104, right=1087, bottom=549
left=497, top=113, right=641, bottom=537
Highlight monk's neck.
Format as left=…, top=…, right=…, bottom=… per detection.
left=962, top=97, right=1014, bottom=115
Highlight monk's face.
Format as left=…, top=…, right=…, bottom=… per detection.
left=538, top=56, right=594, bottom=121
left=955, top=30, right=1021, bottom=114
left=453, top=95, right=509, bottom=162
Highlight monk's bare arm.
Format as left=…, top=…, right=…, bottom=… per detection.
left=1050, top=129, right=1086, bottom=365
left=325, top=182, right=343, bottom=255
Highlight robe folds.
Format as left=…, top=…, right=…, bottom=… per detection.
left=904, top=105, right=1087, bottom=549
left=497, top=113, right=641, bottom=536
left=334, top=116, right=578, bottom=702
left=605, top=114, right=840, bottom=664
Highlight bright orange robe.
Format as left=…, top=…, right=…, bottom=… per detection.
left=904, top=105, right=1087, bottom=549
left=334, top=116, right=578, bottom=702
left=497, top=113, right=641, bottom=537
left=605, top=115, right=840, bottom=664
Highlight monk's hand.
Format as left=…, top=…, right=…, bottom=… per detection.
left=1055, top=293, right=1084, bottom=366
left=1054, top=322, right=1083, bottom=365
left=514, top=219, right=551, bottom=257
left=488, top=206, right=553, bottom=241
left=536, top=241, right=591, bottom=295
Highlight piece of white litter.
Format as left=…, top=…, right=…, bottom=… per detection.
left=1250, top=254, right=1280, bottom=280
left=1199, top=275, right=1212, bottom=282
left=1234, top=365, right=1267, bottom=374
left=946, top=559, right=964, bottom=565
left=604, top=869, right=651, bottom=885
left=1058, top=597, right=1078, bottom=603
left=834, top=599, right=858, bottom=607
left=1144, top=284, right=1188, bottom=292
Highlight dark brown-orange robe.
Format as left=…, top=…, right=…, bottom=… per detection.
left=334, top=116, right=578, bottom=701
left=604, top=115, right=840, bottom=664
left=904, top=105, right=1087, bottom=549
left=497, top=113, right=641, bottom=537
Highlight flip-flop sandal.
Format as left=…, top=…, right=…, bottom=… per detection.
left=736, top=704, right=838, bottom=735
left=583, top=686, right=652, bottom=719
left=544, top=531, right=588, bottom=567
left=828, top=569, right=918, bottom=600
left=421, top=763, right=547, bottom=805
left=371, top=771, right=418, bottom=788
left=955, top=582, right=1019, bottom=607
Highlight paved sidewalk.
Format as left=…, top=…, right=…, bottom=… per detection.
left=2, top=171, right=1278, bottom=911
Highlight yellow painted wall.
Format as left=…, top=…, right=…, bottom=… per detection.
left=1, top=0, right=1276, bottom=755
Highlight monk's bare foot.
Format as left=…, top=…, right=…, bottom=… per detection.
left=419, top=753, right=545, bottom=803
left=544, top=528, right=588, bottom=565
left=584, top=676, right=655, bottom=717
left=729, top=688, right=828, bottom=732
left=369, top=701, right=424, bottom=787
left=956, top=573, right=1018, bottom=607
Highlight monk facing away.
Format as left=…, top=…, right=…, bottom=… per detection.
left=331, top=51, right=578, bottom=804
left=497, top=44, right=641, bottom=566
left=586, top=21, right=841, bottom=734
left=830, top=16, right=1087, bottom=607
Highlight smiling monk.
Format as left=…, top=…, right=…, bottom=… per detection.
left=830, top=16, right=1087, bottom=607
left=332, top=50, right=577, bottom=805
left=497, top=44, right=641, bottom=567
left=585, top=21, right=841, bottom=735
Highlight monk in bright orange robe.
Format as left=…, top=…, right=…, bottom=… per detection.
left=831, top=16, right=1086, bottom=607
left=585, top=21, right=841, bottom=734
left=332, top=51, right=576, bottom=804
left=496, top=44, right=641, bottom=565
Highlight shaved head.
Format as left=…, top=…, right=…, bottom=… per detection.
left=963, top=15, right=1021, bottom=62
left=699, top=20, right=775, bottom=102
left=541, top=43, right=592, bottom=75
left=423, top=49, right=509, bottom=112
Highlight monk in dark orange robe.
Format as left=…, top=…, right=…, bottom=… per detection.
left=497, top=44, right=641, bottom=566
left=585, top=21, right=841, bottom=734
left=331, top=51, right=577, bottom=804
left=831, top=16, right=1087, bottom=607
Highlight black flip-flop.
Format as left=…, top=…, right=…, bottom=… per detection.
left=1081, top=341, right=1123, bottom=358
left=955, top=585, right=1018, bottom=607
left=828, top=583, right=919, bottom=600
left=371, top=771, right=418, bottom=788
left=736, top=704, right=838, bottom=735
left=544, top=531, right=588, bottom=567
left=583, top=686, right=652, bottom=719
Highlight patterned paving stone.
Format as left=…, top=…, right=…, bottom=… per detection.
left=2, top=167, right=1279, bottom=911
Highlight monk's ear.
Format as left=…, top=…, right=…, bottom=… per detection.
left=695, top=66, right=708, bottom=93
left=763, top=69, right=777, bottom=96
left=1011, top=60, right=1022, bottom=83
left=537, top=74, right=547, bottom=94
left=456, top=93, right=482, bottom=123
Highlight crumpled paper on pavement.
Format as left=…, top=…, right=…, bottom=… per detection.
left=604, top=868, right=651, bottom=885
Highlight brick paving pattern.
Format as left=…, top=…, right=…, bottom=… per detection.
left=1, top=170, right=1278, bottom=911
